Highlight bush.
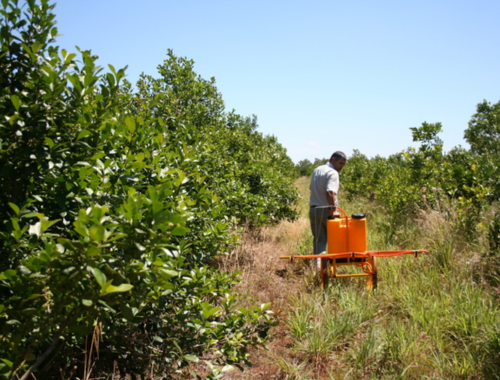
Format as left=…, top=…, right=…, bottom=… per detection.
left=340, top=122, right=494, bottom=240
left=0, top=1, right=297, bottom=378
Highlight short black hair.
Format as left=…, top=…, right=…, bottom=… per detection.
left=330, top=151, right=347, bottom=161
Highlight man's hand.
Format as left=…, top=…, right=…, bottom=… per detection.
left=328, top=207, right=340, bottom=217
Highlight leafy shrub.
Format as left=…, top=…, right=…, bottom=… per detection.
left=340, top=121, right=495, bottom=240
left=340, top=150, right=397, bottom=202
left=296, top=157, right=328, bottom=177
left=134, top=55, right=298, bottom=228
left=0, top=1, right=297, bottom=378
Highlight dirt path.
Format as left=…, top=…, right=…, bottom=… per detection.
left=217, top=177, right=316, bottom=379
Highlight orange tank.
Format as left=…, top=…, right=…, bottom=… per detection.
left=327, top=214, right=367, bottom=254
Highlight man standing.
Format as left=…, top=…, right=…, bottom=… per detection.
left=309, top=151, right=347, bottom=267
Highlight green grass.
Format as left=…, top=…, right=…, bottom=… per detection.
left=278, top=181, right=500, bottom=379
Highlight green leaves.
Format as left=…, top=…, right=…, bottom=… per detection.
left=89, top=224, right=104, bottom=242
left=201, top=302, right=222, bottom=320
left=105, top=283, right=134, bottom=294
left=183, top=354, right=199, bottom=362
left=77, top=130, right=91, bottom=140
left=8, top=202, right=20, bottom=215
left=0, top=358, right=13, bottom=379
left=465, top=100, right=500, bottom=156
left=0, top=269, right=17, bottom=281
left=89, top=267, right=133, bottom=294
left=0, top=2, right=293, bottom=378
left=10, top=94, right=20, bottom=111
left=125, top=116, right=136, bottom=133
left=171, top=226, right=189, bottom=236
left=89, top=267, right=106, bottom=288
left=28, top=216, right=60, bottom=237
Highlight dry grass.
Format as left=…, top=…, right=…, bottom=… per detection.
left=215, top=177, right=316, bottom=379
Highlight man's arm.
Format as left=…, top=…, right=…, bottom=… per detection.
left=326, top=190, right=340, bottom=216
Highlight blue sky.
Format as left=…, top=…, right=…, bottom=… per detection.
left=54, top=0, right=500, bottom=163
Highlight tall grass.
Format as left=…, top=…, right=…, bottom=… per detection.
left=217, top=177, right=500, bottom=380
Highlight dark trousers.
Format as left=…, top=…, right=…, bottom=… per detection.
left=309, top=207, right=329, bottom=268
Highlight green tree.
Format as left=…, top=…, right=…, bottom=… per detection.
left=0, top=1, right=298, bottom=378
left=464, top=100, right=500, bottom=157
left=296, top=159, right=313, bottom=176
left=341, top=150, right=392, bottom=201
left=464, top=100, right=500, bottom=201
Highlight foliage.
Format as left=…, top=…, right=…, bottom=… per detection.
left=282, top=96, right=500, bottom=380
left=0, top=1, right=296, bottom=378
left=278, top=191, right=500, bottom=379
left=134, top=56, right=298, bottom=227
left=465, top=99, right=500, bottom=157
left=339, top=120, right=494, bottom=241
left=296, top=157, right=327, bottom=177
left=464, top=99, right=500, bottom=201
left=340, top=149, right=394, bottom=202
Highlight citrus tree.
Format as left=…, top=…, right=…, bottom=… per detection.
left=0, top=1, right=298, bottom=378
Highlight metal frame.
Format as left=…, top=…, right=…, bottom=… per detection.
left=320, top=255, right=377, bottom=290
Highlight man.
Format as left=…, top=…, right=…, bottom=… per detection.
left=309, top=151, right=347, bottom=267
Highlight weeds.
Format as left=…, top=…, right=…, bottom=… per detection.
left=215, top=178, right=500, bottom=379
left=273, top=354, right=312, bottom=380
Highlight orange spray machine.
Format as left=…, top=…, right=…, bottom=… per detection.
left=280, top=207, right=428, bottom=290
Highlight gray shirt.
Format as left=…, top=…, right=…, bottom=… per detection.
left=309, top=161, right=340, bottom=207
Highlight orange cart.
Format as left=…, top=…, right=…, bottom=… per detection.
left=280, top=207, right=428, bottom=290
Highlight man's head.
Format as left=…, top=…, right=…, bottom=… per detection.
left=330, top=151, right=347, bottom=172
